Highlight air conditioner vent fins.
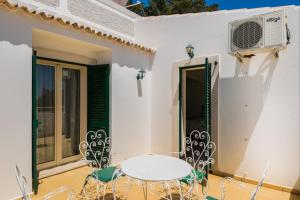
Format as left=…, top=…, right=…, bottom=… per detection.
left=232, top=21, right=263, bottom=49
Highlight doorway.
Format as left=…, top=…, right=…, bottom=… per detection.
left=36, top=59, right=87, bottom=170
left=182, top=68, right=206, bottom=136
left=179, top=61, right=212, bottom=166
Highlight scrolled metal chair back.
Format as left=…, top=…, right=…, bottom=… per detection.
left=185, top=130, right=216, bottom=171
left=15, top=165, right=31, bottom=200
left=79, top=129, right=111, bottom=169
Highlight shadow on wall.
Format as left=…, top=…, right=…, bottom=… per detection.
left=137, top=79, right=143, bottom=97
left=113, top=48, right=155, bottom=71
left=171, top=64, right=180, bottom=152
left=112, top=48, right=154, bottom=98
left=219, top=52, right=278, bottom=173
left=211, top=72, right=219, bottom=171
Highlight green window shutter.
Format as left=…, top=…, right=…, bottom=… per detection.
left=32, top=54, right=39, bottom=194
left=87, top=64, right=110, bottom=167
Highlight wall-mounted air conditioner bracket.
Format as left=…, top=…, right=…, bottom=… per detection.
left=234, top=52, right=244, bottom=63
left=234, top=52, right=256, bottom=63
left=273, top=48, right=279, bottom=58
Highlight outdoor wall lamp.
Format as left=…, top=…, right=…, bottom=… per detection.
left=186, top=44, right=194, bottom=59
left=137, top=69, right=146, bottom=80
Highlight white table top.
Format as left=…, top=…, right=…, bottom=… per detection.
left=121, top=154, right=192, bottom=181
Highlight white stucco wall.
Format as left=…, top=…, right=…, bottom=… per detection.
left=135, top=6, right=300, bottom=190
left=111, top=47, right=152, bottom=161
left=0, top=6, right=151, bottom=199
left=0, top=9, right=33, bottom=199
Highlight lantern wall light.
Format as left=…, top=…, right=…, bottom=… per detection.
left=137, top=69, right=146, bottom=80
left=186, top=44, right=194, bottom=59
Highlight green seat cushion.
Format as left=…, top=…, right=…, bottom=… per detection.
left=206, top=196, right=218, bottom=200
left=91, top=166, right=118, bottom=183
left=180, top=169, right=205, bottom=184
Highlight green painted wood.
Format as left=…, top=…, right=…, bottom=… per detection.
left=87, top=64, right=110, bottom=168
left=179, top=68, right=182, bottom=153
left=32, top=54, right=39, bottom=194
left=204, top=58, right=212, bottom=178
left=206, top=196, right=219, bottom=200
left=205, top=60, right=212, bottom=139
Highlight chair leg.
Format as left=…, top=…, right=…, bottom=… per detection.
left=201, top=178, right=209, bottom=199
left=112, top=178, right=117, bottom=200
left=96, top=184, right=100, bottom=200
left=188, top=182, right=195, bottom=200
left=125, top=178, right=133, bottom=199
left=176, top=180, right=183, bottom=200
left=97, top=183, right=105, bottom=200
left=102, top=184, right=107, bottom=200
left=81, top=175, right=91, bottom=195
left=162, top=182, right=169, bottom=198
left=164, top=181, right=172, bottom=200
left=196, top=181, right=199, bottom=194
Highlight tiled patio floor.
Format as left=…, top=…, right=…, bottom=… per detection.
left=32, top=166, right=300, bottom=200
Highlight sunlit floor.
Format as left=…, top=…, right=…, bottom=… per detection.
left=31, top=166, right=300, bottom=200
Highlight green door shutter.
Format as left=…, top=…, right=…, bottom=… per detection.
left=32, top=54, right=39, bottom=194
left=205, top=58, right=211, bottom=139
left=204, top=58, right=212, bottom=178
left=87, top=64, right=110, bottom=167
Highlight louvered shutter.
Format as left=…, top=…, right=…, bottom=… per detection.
left=32, top=54, right=39, bottom=193
left=87, top=64, right=110, bottom=168
left=204, top=59, right=212, bottom=178
left=205, top=60, right=211, bottom=139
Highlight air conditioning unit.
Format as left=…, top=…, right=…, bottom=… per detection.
left=229, top=10, right=287, bottom=54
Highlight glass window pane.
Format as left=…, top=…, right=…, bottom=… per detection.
left=37, top=65, right=55, bottom=164
left=62, top=68, right=80, bottom=158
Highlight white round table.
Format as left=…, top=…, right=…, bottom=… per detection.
left=121, top=154, right=192, bottom=199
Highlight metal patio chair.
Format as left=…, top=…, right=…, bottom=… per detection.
left=170, top=130, right=216, bottom=199
left=79, top=129, right=123, bottom=199
left=15, top=165, right=74, bottom=200
left=207, top=162, right=270, bottom=200
left=161, top=130, right=215, bottom=199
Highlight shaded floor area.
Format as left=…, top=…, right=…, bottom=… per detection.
left=31, top=166, right=300, bottom=200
